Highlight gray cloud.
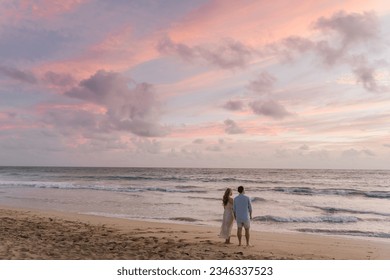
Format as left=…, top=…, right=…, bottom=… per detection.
left=224, top=119, right=245, bottom=134
left=43, top=108, right=99, bottom=131
left=243, top=71, right=293, bottom=120
left=206, top=145, right=222, bottom=152
left=0, top=65, right=78, bottom=89
left=270, top=10, right=385, bottom=92
left=341, top=148, right=375, bottom=158
left=0, top=65, right=37, bottom=84
left=157, top=36, right=196, bottom=62
left=222, top=100, right=244, bottom=111
left=158, top=36, right=254, bottom=69
left=64, top=70, right=168, bottom=137
left=350, top=56, right=388, bottom=93
left=249, top=99, right=292, bottom=119
left=196, top=38, right=253, bottom=69
left=278, top=11, right=379, bottom=66
left=299, top=144, right=310, bottom=151
left=43, top=71, right=76, bottom=87
left=352, top=64, right=381, bottom=92
left=313, top=11, right=380, bottom=66
left=132, top=138, right=161, bottom=154
left=313, top=11, right=379, bottom=46
left=248, top=71, right=277, bottom=95
left=193, top=138, right=204, bottom=144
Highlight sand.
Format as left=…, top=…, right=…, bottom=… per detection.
left=1, top=205, right=390, bottom=260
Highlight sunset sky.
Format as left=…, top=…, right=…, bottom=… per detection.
left=1, top=0, right=390, bottom=169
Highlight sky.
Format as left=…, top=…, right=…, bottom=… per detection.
left=1, top=0, right=390, bottom=169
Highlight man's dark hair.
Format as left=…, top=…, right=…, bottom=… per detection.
left=237, top=186, right=244, bottom=193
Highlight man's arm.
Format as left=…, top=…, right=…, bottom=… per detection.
left=248, top=197, right=253, bottom=219
left=233, top=198, right=236, bottom=219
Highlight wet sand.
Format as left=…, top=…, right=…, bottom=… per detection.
left=1, top=205, right=390, bottom=260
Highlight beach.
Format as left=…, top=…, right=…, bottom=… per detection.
left=1, top=205, right=390, bottom=260
left=1, top=167, right=390, bottom=240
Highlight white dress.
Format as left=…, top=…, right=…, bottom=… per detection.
left=219, top=200, right=234, bottom=239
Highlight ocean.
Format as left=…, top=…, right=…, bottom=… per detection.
left=0, top=166, right=389, bottom=241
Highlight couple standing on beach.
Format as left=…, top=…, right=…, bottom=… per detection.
left=219, top=186, right=253, bottom=246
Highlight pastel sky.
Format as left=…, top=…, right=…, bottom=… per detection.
left=1, top=0, right=390, bottom=169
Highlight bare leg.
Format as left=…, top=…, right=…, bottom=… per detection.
left=245, top=228, right=251, bottom=246
left=237, top=227, right=243, bottom=246
left=225, top=237, right=231, bottom=244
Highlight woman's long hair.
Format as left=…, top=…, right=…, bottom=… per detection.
left=222, top=188, right=232, bottom=206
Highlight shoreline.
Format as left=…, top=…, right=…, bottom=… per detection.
left=1, top=205, right=390, bottom=260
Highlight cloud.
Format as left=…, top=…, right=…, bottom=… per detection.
left=269, top=10, right=386, bottom=93
left=132, top=138, right=161, bottom=154
left=352, top=64, right=382, bottom=93
left=299, top=144, right=310, bottom=151
left=64, top=70, right=168, bottom=137
left=313, top=11, right=379, bottom=46
left=157, top=36, right=196, bottom=62
left=42, top=107, right=99, bottom=131
left=350, top=56, right=389, bottom=93
left=313, top=11, right=380, bottom=66
left=0, top=65, right=37, bottom=84
left=277, top=11, right=380, bottom=66
left=249, top=99, right=292, bottom=119
left=43, top=71, right=76, bottom=87
left=0, top=65, right=78, bottom=89
left=244, top=71, right=292, bottom=120
left=222, top=100, right=244, bottom=111
left=248, top=71, right=277, bottom=95
left=224, top=119, right=244, bottom=134
left=197, top=38, right=253, bottom=69
left=193, top=138, right=204, bottom=144
left=206, top=145, right=222, bottom=152
left=157, top=36, right=254, bottom=69
left=341, top=148, right=375, bottom=158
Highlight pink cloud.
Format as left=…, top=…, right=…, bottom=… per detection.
left=158, top=69, right=231, bottom=100
left=33, top=25, right=159, bottom=82
left=0, top=0, right=88, bottom=23
left=154, top=1, right=389, bottom=95
left=265, top=9, right=387, bottom=94
left=63, top=70, right=168, bottom=137
left=0, top=0, right=88, bottom=40
left=43, top=71, right=76, bottom=87
left=166, top=0, right=386, bottom=47
left=170, top=117, right=289, bottom=139
left=36, top=103, right=107, bottom=116
left=158, top=36, right=254, bottom=69
left=0, top=124, right=39, bottom=131
left=0, top=111, right=39, bottom=131
left=170, top=123, right=224, bottom=138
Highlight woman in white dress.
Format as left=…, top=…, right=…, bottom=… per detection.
left=219, top=188, right=234, bottom=244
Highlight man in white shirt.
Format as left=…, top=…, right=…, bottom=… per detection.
left=233, top=186, right=253, bottom=246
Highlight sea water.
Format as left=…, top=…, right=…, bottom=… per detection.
left=0, top=166, right=389, bottom=240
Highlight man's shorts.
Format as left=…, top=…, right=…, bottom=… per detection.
left=236, top=220, right=250, bottom=229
